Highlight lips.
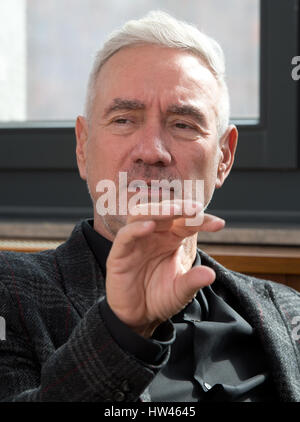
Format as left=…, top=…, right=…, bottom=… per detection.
left=129, top=185, right=175, bottom=195
left=129, top=181, right=150, bottom=189
left=129, top=180, right=156, bottom=188
left=129, top=181, right=175, bottom=190
left=127, top=185, right=176, bottom=205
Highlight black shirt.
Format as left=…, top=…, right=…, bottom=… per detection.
left=82, top=218, right=277, bottom=402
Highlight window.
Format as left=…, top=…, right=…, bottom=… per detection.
left=0, top=0, right=299, bottom=225
left=1, top=0, right=259, bottom=123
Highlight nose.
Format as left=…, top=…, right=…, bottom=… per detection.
left=130, top=123, right=172, bottom=167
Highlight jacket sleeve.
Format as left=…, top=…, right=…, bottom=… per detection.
left=0, top=280, right=170, bottom=402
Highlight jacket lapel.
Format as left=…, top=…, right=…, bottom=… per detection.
left=54, top=220, right=106, bottom=317
left=199, top=249, right=300, bottom=401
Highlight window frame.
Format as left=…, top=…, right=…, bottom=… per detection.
left=234, top=0, right=298, bottom=169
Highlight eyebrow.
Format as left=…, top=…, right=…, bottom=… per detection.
left=166, top=104, right=207, bottom=127
left=103, top=98, right=145, bottom=118
left=103, top=98, right=207, bottom=127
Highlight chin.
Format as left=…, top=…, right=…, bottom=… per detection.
left=100, top=214, right=127, bottom=237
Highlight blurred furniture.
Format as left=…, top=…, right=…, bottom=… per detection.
left=199, top=244, right=300, bottom=292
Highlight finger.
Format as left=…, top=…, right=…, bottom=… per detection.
left=127, top=211, right=224, bottom=237
left=127, top=200, right=203, bottom=224
left=171, top=214, right=225, bottom=238
left=175, top=265, right=216, bottom=304
left=108, top=220, right=156, bottom=261
left=198, top=214, right=226, bottom=232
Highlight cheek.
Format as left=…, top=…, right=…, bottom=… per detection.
left=188, top=144, right=219, bottom=177
left=84, top=141, right=106, bottom=196
left=86, top=134, right=110, bottom=172
left=187, top=144, right=220, bottom=201
left=86, top=137, right=128, bottom=196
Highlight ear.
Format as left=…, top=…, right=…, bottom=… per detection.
left=215, top=124, right=238, bottom=189
left=75, top=116, right=89, bottom=181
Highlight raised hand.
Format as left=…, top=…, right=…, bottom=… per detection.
left=106, top=200, right=225, bottom=338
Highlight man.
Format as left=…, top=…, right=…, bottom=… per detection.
left=0, top=11, right=299, bottom=402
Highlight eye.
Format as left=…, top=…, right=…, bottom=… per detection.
left=175, top=122, right=193, bottom=129
left=173, top=121, right=197, bottom=131
left=109, top=116, right=139, bottom=135
left=113, top=118, right=130, bottom=125
left=169, top=119, right=202, bottom=140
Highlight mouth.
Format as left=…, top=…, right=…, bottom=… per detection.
left=129, top=180, right=175, bottom=189
left=129, top=180, right=151, bottom=189
left=128, top=181, right=175, bottom=193
left=125, top=183, right=175, bottom=205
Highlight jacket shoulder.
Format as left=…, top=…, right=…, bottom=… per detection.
left=0, top=249, right=57, bottom=286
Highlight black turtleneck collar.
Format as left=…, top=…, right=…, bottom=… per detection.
left=82, top=219, right=113, bottom=278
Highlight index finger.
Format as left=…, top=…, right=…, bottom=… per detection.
left=126, top=200, right=203, bottom=224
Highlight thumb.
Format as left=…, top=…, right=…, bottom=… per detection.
left=175, top=265, right=216, bottom=304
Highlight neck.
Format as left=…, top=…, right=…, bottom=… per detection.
left=93, top=214, right=118, bottom=242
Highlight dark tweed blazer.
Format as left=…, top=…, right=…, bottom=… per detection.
left=0, top=220, right=299, bottom=402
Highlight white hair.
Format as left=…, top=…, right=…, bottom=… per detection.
left=84, top=10, right=230, bottom=137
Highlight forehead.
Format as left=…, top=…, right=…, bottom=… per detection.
left=94, top=44, right=219, bottom=115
